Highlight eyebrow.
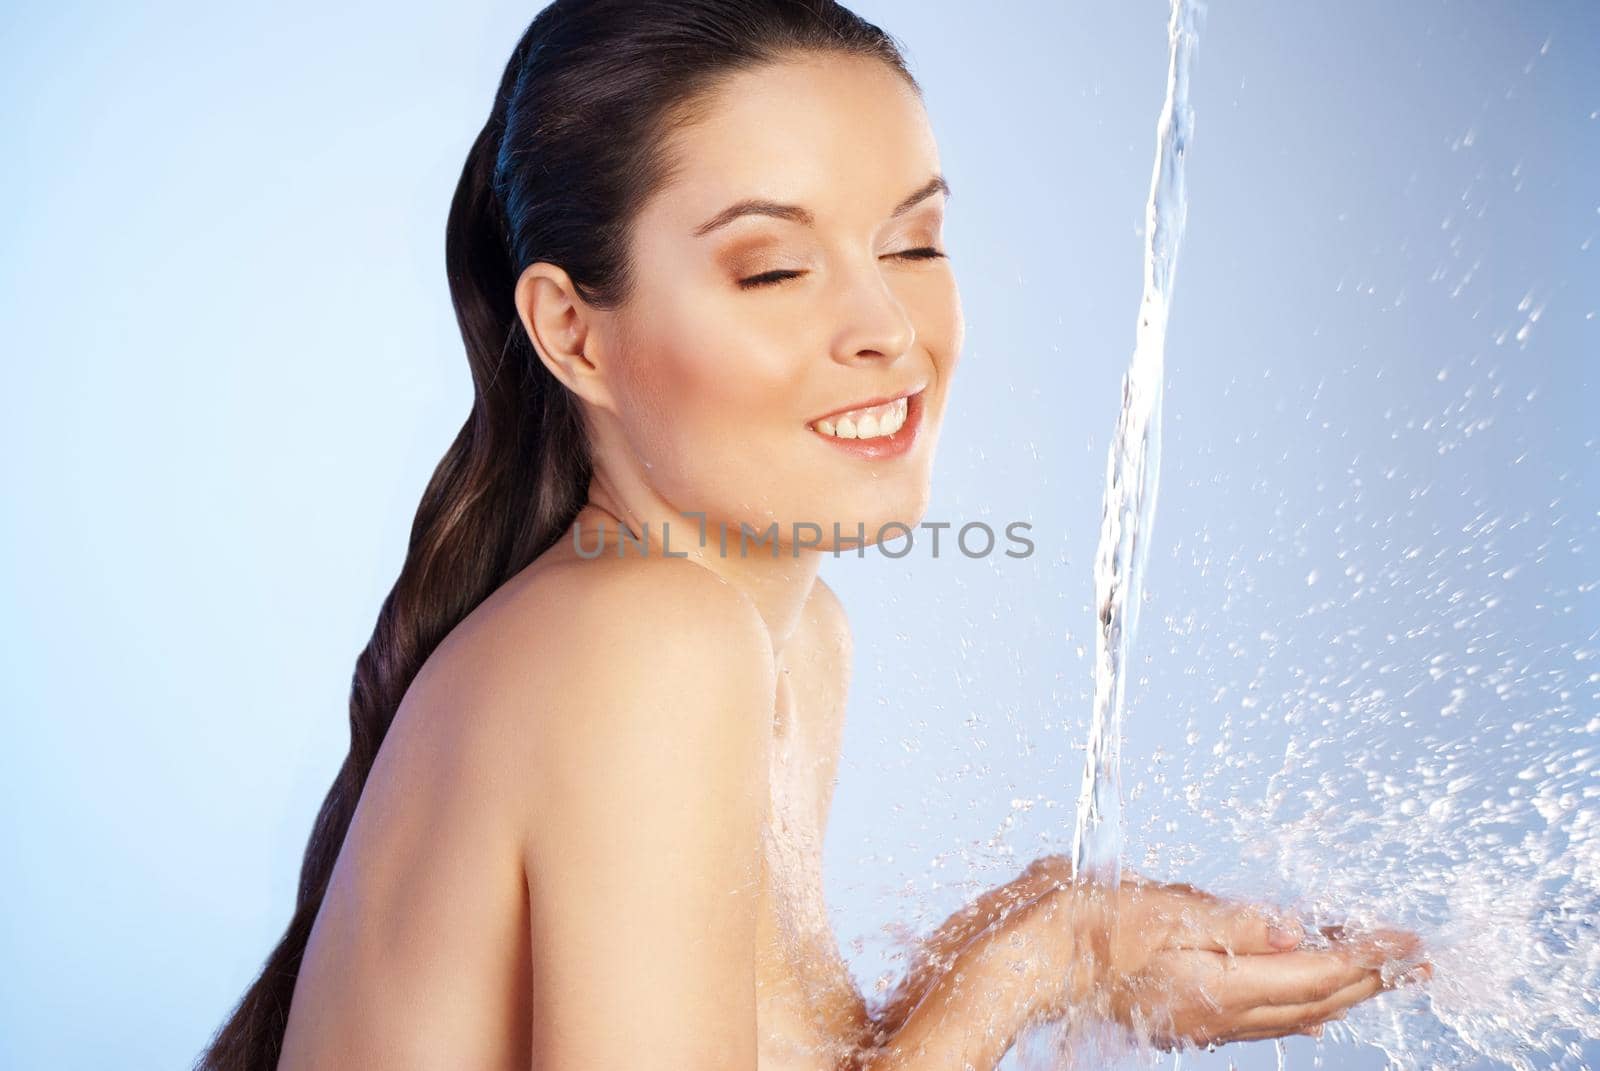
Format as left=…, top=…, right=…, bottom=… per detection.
left=692, top=174, right=950, bottom=238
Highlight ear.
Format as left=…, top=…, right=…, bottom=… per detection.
left=513, top=262, right=616, bottom=411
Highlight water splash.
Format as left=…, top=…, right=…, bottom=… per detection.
left=1021, top=2, right=1600, bottom=1068
left=1071, top=0, right=1203, bottom=884
left=1161, top=676, right=1600, bottom=1070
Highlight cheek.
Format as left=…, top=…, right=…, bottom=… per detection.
left=948, top=290, right=965, bottom=369
left=914, top=278, right=964, bottom=376
left=613, top=298, right=802, bottom=485
left=684, top=285, right=803, bottom=397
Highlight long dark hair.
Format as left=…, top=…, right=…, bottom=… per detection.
left=196, top=2, right=918, bottom=1067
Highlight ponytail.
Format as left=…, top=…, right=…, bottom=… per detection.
left=194, top=42, right=590, bottom=1071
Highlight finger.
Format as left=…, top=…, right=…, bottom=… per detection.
left=1215, top=1021, right=1326, bottom=1044
left=1202, top=1024, right=1312, bottom=1045
left=1181, top=947, right=1379, bottom=1010
left=1352, top=925, right=1421, bottom=954
left=1234, top=969, right=1385, bottom=1035
left=1337, top=929, right=1429, bottom=978
left=1167, top=1017, right=1319, bottom=1049
left=1393, top=960, right=1435, bottom=986
left=1308, top=924, right=1426, bottom=967
left=1186, top=975, right=1375, bottom=1047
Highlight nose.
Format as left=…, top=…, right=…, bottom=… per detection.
left=827, top=255, right=917, bottom=367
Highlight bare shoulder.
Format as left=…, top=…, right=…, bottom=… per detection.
left=521, top=551, right=774, bottom=655
left=407, top=554, right=780, bottom=815
left=507, top=552, right=781, bottom=829
left=483, top=555, right=779, bottom=1065
left=491, top=553, right=778, bottom=774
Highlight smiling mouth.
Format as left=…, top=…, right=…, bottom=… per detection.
left=809, top=386, right=923, bottom=440
left=805, top=386, right=927, bottom=460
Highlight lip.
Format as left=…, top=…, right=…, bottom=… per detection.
left=809, top=383, right=928, bottom=425
left=807, top=386, right=926, bottom=461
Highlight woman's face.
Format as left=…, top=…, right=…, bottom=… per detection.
left=595, top=51, right=964, bottom=550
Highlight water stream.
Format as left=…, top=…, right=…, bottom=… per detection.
left=1070, top=0, right=1202, bottom=888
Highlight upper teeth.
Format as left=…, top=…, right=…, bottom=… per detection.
left=814, top=395, right=909, bottom=440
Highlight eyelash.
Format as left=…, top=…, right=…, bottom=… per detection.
left=737, top=247, right=947, bottom=290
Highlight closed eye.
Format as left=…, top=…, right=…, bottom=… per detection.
left=737, top=247, right=948, bottom=290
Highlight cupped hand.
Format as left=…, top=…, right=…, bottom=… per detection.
left=1020, top=855, right=1433, bottom=1050
left=1089, top=867, right=1431, bottom=1048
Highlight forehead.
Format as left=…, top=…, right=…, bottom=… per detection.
left=649, top=53, right=940, bottom=232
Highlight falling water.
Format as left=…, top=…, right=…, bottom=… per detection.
left=1035, top=3, right=1600, bottom=1070
left=1071, top=0, right=1204, bottom=885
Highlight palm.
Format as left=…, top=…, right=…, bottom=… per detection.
left=1090, top=873, right=1431, bottom=1048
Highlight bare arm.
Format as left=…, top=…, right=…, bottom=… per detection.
left=857, top=883, right=1089, bottom=1071
left=515, top=561, right=778, bottom=1071
left=864, top=856, right=1079, bottom=1047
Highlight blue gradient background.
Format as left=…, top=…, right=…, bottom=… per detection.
left=2, top=2, right=1594, bottom=1068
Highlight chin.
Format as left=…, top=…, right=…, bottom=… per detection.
left=813, top=488, right=934, bottom=550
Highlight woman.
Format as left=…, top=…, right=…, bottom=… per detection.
left=199, top=1, right=1430, bottom=1068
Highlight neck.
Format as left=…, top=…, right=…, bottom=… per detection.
left=573, top=483, right=822, bottom=659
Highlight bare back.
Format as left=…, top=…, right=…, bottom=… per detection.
left=276, top=534, right=868, bottom=1070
